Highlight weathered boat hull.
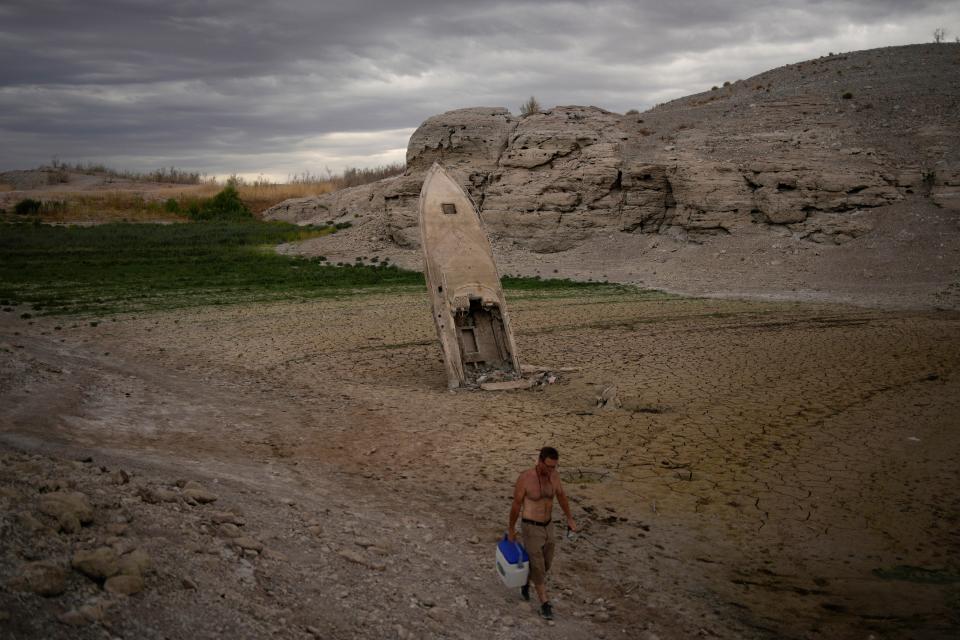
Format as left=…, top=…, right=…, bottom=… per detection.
left=419, top=163, right=521, bottom=388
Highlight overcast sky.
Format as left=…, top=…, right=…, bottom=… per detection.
left=2, top=0, right=958, bottom=180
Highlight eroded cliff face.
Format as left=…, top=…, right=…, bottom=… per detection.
left=264, top=44, right=959, bottom=253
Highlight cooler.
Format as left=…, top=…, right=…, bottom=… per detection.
left=495, top=534, right=529, bottom=588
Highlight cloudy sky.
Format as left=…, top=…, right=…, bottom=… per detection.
left=2, top=0, right=957, bottom=180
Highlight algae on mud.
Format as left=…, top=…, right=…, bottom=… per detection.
left=0, top=222, right=625, bottom=317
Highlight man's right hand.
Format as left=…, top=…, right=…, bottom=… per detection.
left=507, top=529, right=517, bottom=543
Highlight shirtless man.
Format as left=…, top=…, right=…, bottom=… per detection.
left=507, top=446, right=577, bottom=620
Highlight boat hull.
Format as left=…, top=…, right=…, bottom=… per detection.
left=418, top=163, right=521, bottom=388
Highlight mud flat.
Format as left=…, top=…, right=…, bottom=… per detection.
left=1, top=289, right=959, bottom=639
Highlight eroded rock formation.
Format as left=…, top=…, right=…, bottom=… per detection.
left=264, top=44, right=959, bottom=253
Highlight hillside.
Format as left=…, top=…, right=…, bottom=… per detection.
left=265, top=43, right=960, bottom=310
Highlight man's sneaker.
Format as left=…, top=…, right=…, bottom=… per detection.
left=520, top=584, right=530, bottom=601
left=540, top=602, right=554, bottom=621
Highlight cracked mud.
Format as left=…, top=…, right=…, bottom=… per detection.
left=1, top=290, right=959, bottom=639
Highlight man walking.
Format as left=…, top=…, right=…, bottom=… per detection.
left=507, top=446, right=577, bottom=620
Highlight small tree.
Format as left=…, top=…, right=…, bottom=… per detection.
left=933, top=27, right=946, bottom=43
left=519, top=96, right=541, bottom=117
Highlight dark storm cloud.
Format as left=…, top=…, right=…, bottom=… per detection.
left=1, top=0, right=957, bottom=177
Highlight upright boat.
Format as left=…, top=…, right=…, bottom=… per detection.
left=419, top=163, right=521, bottom=389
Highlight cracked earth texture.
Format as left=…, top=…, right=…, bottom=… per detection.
left=1, top=289, right=959, bottom=639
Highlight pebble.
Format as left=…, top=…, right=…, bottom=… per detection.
left=78, top=600, right=108, bottom=622
left=15, top=511, right=46, bottom=533
left=155, top=488, right=179, bottom=502
left=38, top=491, right=94, bottom=533
left=261, top=548, right=288, bottom=561
left=234, top=537, right=264, bottom=552
left=182, top=481, right=218, bottom=504
left=59, top=609, right=88, bottom=626
left=72, top=547, right=120, bottom=580
left=337, top=549, right=385, bottom=571
left=104, top=573, right=144, bottom=596
left=11, top=561, right=68, bottom=596
left=110, top=538, right=137, bottom=556
left=105, top=523, right=128, bottom=536
left=118, top=549, right=152, bottom=576
left=210, top=511, right=245, bottom=526
left=110, top=469, right=130, bottom=485
left=219, top=522, right=242, bottom=538
left=137, top=486, right=177, bottom=504
left=181, top=577, right=198, bottom=590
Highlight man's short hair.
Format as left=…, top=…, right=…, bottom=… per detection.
left=539, top=446, right=559, bottom=461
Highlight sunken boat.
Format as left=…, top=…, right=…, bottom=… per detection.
left=419, top=162, right=521, bottom=389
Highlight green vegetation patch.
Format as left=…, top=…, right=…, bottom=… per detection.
left=0, top=222, right=647, bottom=317
left=501, top=275, right=647, bottom=300
left=0, top=221, right=422, bottom=316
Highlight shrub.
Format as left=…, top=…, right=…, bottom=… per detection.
left=163, top=198, right=180, bottom=213
left=519, top=96, right=541, bottom=117
left=14, top=199, right=42, bottom=215
left=187, top=182, right=253, bottom=221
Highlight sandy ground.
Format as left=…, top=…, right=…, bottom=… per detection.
left=2, top=287, right=959, bottom=639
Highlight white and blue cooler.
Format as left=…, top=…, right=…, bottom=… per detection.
left=495, top=534, right=529, bottom=588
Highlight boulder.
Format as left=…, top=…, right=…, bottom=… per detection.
left=262, top=46, right=956, bottom=254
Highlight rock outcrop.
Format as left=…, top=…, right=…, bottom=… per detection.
left=264, top=44, right=959, bottom=254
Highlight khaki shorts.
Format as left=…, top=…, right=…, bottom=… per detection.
left=521, top=521, right=555, bottom=586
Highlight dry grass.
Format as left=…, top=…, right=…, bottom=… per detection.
left=1, top=163, right=406, bottom=221
left=236, top=181, right=337, bottom=214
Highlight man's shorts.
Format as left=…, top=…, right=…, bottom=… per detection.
left=521, top=520, right=555, bottom=586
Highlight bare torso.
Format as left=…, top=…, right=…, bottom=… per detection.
left=519, top=467, right=559, bottom=522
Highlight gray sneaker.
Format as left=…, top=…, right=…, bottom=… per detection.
left=540, top=602, right=554, bottom=620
